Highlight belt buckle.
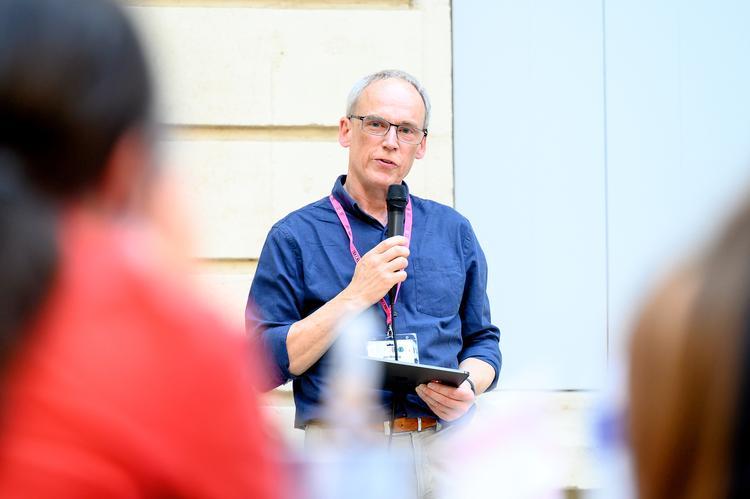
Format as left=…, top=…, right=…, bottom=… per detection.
left=382, top=417, right=431, bottom=435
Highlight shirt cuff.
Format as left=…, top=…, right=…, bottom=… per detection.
left=458, top=350, right=501, bottom=392
left=260, top=324, right=294, bottom=387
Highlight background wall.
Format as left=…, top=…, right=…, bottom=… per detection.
left=454, top=0, right=750, bottom=393
left=126, top=0, right=454, bottom=327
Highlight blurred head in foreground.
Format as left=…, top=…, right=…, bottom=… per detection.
left=629, top=194, right=750, bottom=499
left=0, top=0, right=282, bottom=496
left=0, top=0, right=154, bottom=353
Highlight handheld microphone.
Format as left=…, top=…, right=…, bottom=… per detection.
left=386, top=184, right=408, bottom=307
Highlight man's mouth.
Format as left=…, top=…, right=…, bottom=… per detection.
left=375, top=158, right=398, bottom=167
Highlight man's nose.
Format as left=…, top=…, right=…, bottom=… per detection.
left=382, top=125, right=399, bottom=149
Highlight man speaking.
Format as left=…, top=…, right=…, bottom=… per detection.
left=246, top=69, right=500, bottom=497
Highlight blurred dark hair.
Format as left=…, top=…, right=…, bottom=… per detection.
left=721, top=199, right=750, bottom=499
left=0, top=0, right=152, bottom=368
left=629, top=195, right=750, bottom=499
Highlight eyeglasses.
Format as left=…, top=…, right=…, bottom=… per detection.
left=348, top=115, right=427, bottom=145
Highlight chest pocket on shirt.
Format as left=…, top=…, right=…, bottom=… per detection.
left=413, top=256, right=465, bottom=317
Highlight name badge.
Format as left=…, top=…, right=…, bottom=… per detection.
left=367, top=333, right=419, bottom=364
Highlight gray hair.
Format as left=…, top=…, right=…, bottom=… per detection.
left=345, top=69, right=431, bottom=130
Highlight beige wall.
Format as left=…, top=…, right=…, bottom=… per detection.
left=126, top=0, right=453, bottom=325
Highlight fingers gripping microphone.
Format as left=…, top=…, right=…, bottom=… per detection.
left=386, top=184, right=408, bottom=307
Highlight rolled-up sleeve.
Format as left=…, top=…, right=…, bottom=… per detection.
left=245, top=224, right=303, bottom=389
left=457, top=223, right=502, bottom=391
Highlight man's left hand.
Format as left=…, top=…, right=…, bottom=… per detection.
left=415, top=381, right=475, bottom=421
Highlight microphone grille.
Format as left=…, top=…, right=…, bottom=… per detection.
left=387, top=184, right=408, bottom=206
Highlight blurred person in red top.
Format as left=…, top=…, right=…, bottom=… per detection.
left=0, top=0, right=283, bottom=497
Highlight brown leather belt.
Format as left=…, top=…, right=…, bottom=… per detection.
left=379, top=417, right=438, bottom=434
left=306, top=417, right=439, bottom=434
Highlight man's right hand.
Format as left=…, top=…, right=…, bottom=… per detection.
left=341, top=236, right=409, bottom=308
left=286, top=236, right=409, bottom=376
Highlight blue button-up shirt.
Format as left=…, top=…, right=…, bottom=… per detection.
left=246, top=176, right=501, bottom=428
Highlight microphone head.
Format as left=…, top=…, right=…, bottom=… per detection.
left=386, top=184, right=408, bottom=209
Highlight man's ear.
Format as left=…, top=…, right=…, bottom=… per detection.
left=338, top=116, right=352, bottom=148
left=415, top=134, right=427, bottom=160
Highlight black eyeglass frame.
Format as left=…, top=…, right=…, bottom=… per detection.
left=348, top=114, right=428, bottom=144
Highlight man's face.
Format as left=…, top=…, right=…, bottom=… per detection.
left=338, top=78, right=427, bottom=193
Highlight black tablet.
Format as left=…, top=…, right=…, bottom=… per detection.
left=365, top=357, right=470, bottom=393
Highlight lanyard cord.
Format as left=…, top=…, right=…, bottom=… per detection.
left=328, top=194, right=413, bottom=333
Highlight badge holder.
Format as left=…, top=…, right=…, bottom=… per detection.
left=367, top=333, right=419, bottom=364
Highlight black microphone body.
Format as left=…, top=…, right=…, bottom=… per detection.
left=386, top=184, right=408, bottom=307
left=386, top=207, right=405, bottom=239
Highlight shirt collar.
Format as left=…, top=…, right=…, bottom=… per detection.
left=331, top=175, right=357, bottom=214
left=331, top=175, right=411, bottom=219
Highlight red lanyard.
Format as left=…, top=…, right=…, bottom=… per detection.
left=329, top=194, right=413, bottom=331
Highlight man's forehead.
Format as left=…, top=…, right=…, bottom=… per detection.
left=357, top=78, right=426, bottom=123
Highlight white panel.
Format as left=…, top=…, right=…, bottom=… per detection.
left=606, top=0, right=750, bottom=355
left=453, top=0, right=607, bottom=390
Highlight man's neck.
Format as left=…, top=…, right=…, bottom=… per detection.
left=343, top=177, right=388, bottom=225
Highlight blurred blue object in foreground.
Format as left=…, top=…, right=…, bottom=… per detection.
left=300, top=310, right=417, bottom=499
